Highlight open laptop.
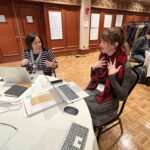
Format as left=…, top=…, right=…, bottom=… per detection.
left=0, top=67, right=32, bottom=83
left=52, top=81, right=89, bottom=103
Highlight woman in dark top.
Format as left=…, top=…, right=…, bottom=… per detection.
left=21, top=32, right=58, bottom=75
left=85, top=27, right=128, bottom=122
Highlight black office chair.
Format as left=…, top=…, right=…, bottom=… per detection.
left=44, top=68, right=57, bottom=77
left=93, top=62, right=139, bottom=141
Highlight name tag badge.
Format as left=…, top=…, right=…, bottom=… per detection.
left=97, top=83, right=105, bottom=92
left=36, top=70, right=43, bottom=75
left=33, top=64, right=37, bottom=69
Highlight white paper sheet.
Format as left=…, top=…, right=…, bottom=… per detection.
left=91, top=13, right=100, bottom=28
left=104, top=15, right=112, bottom=28
left=48, top=11, right=63, bottom=40
left=90, top=28, right=99, bottom=40
left=115, top=14, right=123, bottom=27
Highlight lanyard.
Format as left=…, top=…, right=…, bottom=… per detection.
left=30, top=50, right=42, bottom=69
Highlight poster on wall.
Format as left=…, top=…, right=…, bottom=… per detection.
left=115, top=14, right=123, bottom=27
left=90, top=13, right=100, bottom=40
left=104, top=14, right=112, bottom=28
left=91, top=13, right=100, bottom=28
left=0, top=15, right=6, bottom=23
left=48, top=11, right=63, bottom=40
left=90, top=28, right=99, bottom=40
left=26, top=16, right=33, bottom=23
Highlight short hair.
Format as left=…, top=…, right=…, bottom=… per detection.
left=146, top=26, right=150, bottom=35
left=102, top=27, right=125, bottom=48
left=25, top=32, right=43, bottom=50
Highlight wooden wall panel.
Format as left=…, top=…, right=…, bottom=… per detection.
left=90, top=8, right=150, bottom=51
left=44, top=7, right=66, bottom=52
left=44, top=4, right=80, bottom=55
left=65, top=9, right=79, bottom=50
left=14, top=3, right=45, bottom=50
left=0, top=3, right=21, bottom=62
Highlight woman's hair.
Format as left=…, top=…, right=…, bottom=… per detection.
left=25, top=32, right=43, bottom=50
left=102, top=27, right=125, bottom=48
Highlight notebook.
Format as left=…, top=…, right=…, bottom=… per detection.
left=22, top=90, right=57, bottom=117
left=0, top=67, right=31, bottom=83
left=53, top=81, right=89, bottom=103
left=4, top=85, right=28, bottom=97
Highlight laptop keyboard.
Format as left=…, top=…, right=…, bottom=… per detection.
left=60, top=122, right=89, bottom=150
left=57, top=84, right=79, bottom=101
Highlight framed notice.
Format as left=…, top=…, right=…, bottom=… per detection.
left=26, top=16, right=33, bottom=23
left=104, top=14, right=112, bottom=28
left=115, top=14, right=123, bottom=27
left=90, top=13, right=100, bottom=40
left=48, top=11, right=63, bottom=40
left=91, top=13, right=100, bottom=28
left=0, top=15, right=6, bottom=23
left=90, top=28, right=99, bottom=40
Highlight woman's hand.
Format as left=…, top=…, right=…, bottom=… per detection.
left=21, top=59, right=29, bottom=66
left=91, top=57, right=107, bottom=70
left=45, top=60, right=57, bottom=68
left=107, top=58, right=121, bottom=75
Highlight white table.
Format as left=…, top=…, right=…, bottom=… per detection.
left=0, top=75, right=99, bottom=150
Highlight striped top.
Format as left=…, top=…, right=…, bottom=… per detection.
left=22, top=48, right=56, bottom=73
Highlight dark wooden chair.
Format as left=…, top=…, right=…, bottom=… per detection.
left=52, top=69, right=57, bottom=77
left=93, top=62, right=139, bottom=141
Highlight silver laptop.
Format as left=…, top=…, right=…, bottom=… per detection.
left=53, top=81, right=89, bottom=103
left=0, top=67, right=31, bottom=83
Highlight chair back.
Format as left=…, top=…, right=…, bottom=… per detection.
left=118, top=62, right=139, bottom=116
left=94, top=61, right=139, bottom=138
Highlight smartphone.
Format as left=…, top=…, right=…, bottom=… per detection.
left=50, top=79, right=63, bottom=84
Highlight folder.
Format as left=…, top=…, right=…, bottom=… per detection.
left=22, top=92, right=57, bottom=117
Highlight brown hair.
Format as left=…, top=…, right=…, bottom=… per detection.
left=102, top=27, right=125, bottom=48
left=146, top=26, right=150, bottom=35
left=25, top=32, right=44, bottom=50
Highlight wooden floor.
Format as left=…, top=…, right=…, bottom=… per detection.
left=0, top=51, right=150, bottom=150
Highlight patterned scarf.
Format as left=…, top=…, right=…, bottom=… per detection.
left=86, top=49, right=127, bottom=103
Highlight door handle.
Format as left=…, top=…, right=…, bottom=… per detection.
left=21, top=34, right=25, bottom=39
left=21, top=36, right=25, bottom=39
left=16, top=36, right=20, bottom=39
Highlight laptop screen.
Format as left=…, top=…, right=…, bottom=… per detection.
left=0, top=67, right=31, bottom=83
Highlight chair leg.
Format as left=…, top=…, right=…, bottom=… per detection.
left=52, top=69, right=56, bottom=77
left=97, top=128, right=101, bottom=141
left=118, top=118, right=123, bottom=134
left=97, top=126, right=103, bottom=141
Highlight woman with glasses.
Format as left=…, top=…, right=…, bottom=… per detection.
left=21, top=32, right=58, bottom=75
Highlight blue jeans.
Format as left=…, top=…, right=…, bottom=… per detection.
left=132, top=54, right=145, bottom=63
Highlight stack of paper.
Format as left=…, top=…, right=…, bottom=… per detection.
left=0, top=96, right=21, bottom=113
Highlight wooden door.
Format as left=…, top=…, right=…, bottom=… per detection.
left=0, top=3, right=21, bottom=63
left=44, top=5, right=80, bottom=56
left=44, top=7, right=66, bottom=53
left=65, top=9, right=79, bottom=51
left=15, top=3, right=45, bottom=49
